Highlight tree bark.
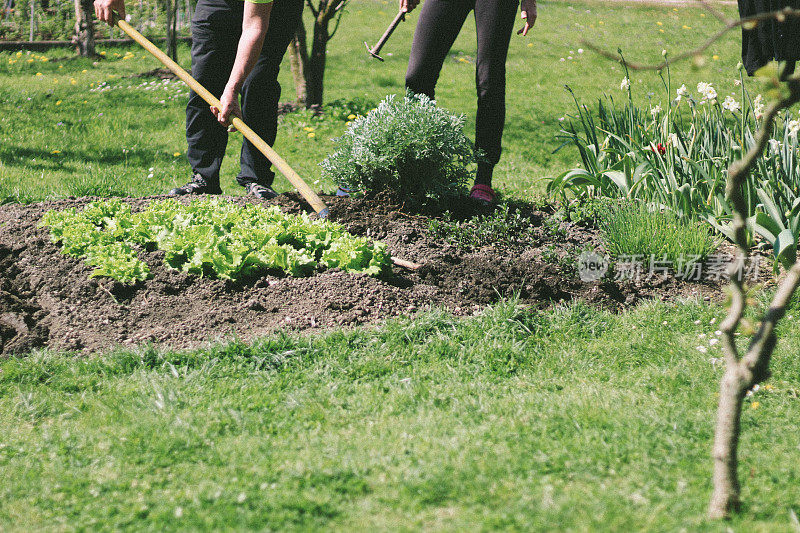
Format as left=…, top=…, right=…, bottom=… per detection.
left=305, top=15, right=330, bottom=108
left=73, top=0, right=95, bottom=57
left=165, top=0, right=178, bottom=61
left=288, top=21, right=308, bottom=105
left=29, top=0, right=35, bottom=41
left=707, top=74, right=800, bottom=519
left=708, top=369, right=744, bottom=518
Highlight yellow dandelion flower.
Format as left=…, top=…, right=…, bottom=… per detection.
left=751, top=401, right=760, bottom=409
left=70, top=78, right=77, bottom=85
left=700, top=13, right=705, bottom=17
left=302, top=126, right=314, bottom=132
left=83, top=100, right=88, bottom=103
left=58, top=64, right=63, bottom=69
left=173, top=152, right=181, bottom=157
left=16, top=51, right=22, bottom=57
left=41, top=57, right=49, bottom=62
left=99, top=51, right=106, bottom=56
left=346, top=121, right=352, bottom=126
left=712, top=54, right=719, bottom=60
left=598, top=20, right=604, bottom=25
left=307, top=132, right=315, bottom=138
left=81, top=69, right=88, bottom=73
left=35, top=72, right=43, bottom=76
left=27, top=58, right=34, bottom=63
left=347, top=114, right=356, bottom=120
left=764, top=384, right=774, bottom=391
left=659, top=29, right=665, bottom=33
left=51, top=149, right=61, bottom=154
left=56, top=100, right=62, bottom=105
left=682, top=25, right=691, bottom=29
left=113, top=52, right=120, bottom=57
left=527, top=42, right=533, bottom=48
left=673, top=7, right=678, bottom=11
left=53, top=78, right=59, bottom=83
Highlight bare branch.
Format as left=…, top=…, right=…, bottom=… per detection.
left=582, top=7, right=800, bottom=71
left=743, top=260, right=800, bottom=379
left=578, top=4, right=800, bottom=519
left=305, top=0, right=319, bottom=19
left=328, top=0, right=348, bottom=40
left=695, top=0, right=733, bottom=26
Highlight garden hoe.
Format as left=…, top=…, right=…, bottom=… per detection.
left=113, top=16, right=330, bottom=219
left=364, top=10, right=406, bottom=62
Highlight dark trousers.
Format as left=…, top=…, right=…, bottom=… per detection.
left=186, top=0, right=303, bottom=187
left=405, top=0, right=519, bottom=186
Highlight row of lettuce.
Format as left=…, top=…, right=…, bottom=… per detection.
left=40, top=198, right=389, bottom=283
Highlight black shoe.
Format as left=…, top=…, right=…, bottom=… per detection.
left=168, top=174, right=222, bottom=196
left=244, top=182, right=278, bottom=200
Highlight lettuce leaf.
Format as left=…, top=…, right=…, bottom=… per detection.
left=40, top=198, right=391, bottom=283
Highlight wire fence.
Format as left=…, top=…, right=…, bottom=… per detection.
left=0, top=0, right=194, bottom=42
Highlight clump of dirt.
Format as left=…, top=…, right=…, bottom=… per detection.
left=0, top=245, right=49, bottom=354
left=0, top=194, right=738, bottom=355
left=131, top=68, right=179, bottom=80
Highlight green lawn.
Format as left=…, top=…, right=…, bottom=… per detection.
left=3, top=0, right=800, bottom=530
left=2, top=300, right=800, bottom=531
left=1, top=0, right=748, bottom=201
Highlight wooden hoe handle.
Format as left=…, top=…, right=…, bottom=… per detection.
left=115, top=18, right=330, bottom=218
left=365, top=10, right=405, bottom=61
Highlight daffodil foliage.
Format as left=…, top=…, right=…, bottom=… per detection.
left=550, top=74, right=800, bottom=268
left=39, top=198, right=389, bottom=283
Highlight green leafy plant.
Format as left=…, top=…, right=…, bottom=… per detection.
left=40, top=198, right=390, bottom=283
left=558, top=196, right=616, bottom=226
left=601, top=201, right=718, bottom=272
left=320, top=92, right=475, bottom=203
left=547, top=64, right=800, bottom=264
left=427, top=204, right=537, bottom=251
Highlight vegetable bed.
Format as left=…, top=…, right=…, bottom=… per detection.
left=0, top=193, right=735, bottom=355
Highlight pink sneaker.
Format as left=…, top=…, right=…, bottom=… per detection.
left=469, top=184, right=495, bottom=206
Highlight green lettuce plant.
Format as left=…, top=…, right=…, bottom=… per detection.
left=40, top=198, right=390, bottom=283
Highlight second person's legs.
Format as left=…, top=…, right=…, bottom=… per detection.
left=405, top=0, right=472, bottom=99
left=473, top=0, right=518, bottom=187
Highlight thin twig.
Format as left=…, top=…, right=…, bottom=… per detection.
left=696, top=0, right=733, bottom=26
left=581, top=7, right=800, bottom=71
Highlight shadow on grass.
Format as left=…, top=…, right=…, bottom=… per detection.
left=0, top=144, right=177, bottom=170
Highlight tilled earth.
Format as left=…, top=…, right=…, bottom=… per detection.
left=0, top=193, right=735, bottom=355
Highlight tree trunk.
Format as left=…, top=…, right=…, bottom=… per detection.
left=708, top=369, right=745, bottom=518
left=166, top=0, right=178, bottom=61
left=73, top=0, right=95, bottom=57
left=29, top=0, right=35, bottom=41
left=305, top=15, right=330, bottom=108
left=185, top=0, right=193, bottom=31
left=288, top=21, right=308, bottom=105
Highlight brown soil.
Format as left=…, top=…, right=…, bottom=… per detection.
left=0, top=194, right=737, bottom=355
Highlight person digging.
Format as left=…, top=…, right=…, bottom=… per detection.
left=94, top=0, right=304, bottom=199
left=404, top=0, right=537, bottom=206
